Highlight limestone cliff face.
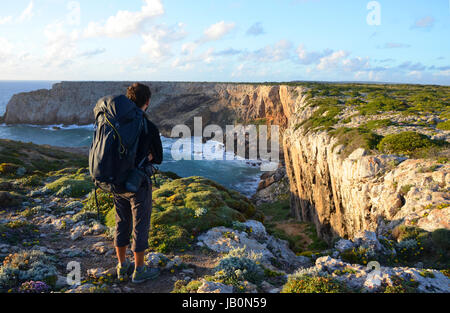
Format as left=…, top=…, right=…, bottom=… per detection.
left=282, top=93, right=449, bottom=243
left=4, top=82, right=449, bottom=243
left=4, top=82, right=289, bottom=136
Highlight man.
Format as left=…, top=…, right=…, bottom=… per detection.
left=114, top=83, right=163, bottom=284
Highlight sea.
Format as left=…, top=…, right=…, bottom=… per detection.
left=0, top=81, right=263, bottom=196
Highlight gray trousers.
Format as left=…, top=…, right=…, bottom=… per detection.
left=113, top=181, right=152, bottom=253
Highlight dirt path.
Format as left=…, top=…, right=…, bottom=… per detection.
left=37, top=224, right=221, bottom=293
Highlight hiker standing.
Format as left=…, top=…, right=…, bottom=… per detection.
left=89, top=83, right=163, bottom=283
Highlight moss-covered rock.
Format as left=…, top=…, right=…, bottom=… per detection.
left=0, top=191, right=22, bottom=209
left=45, top=172, right=94, bottom=198
left=147, top=176, right=259, bottom=252
left=0, top=220, right=39, bottom=245
left=436, top=120, right=450, bottom=131
left=104, top=176, right=261, bottom=253
left=0, top=163, right=20, bottom=177
left=16, top=173, right=45, bottom=188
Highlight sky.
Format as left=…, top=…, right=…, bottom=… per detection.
left=0, top=0, right=449, bottom=84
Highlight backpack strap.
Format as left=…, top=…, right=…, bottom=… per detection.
left=103, top=113, right=126, bottom=155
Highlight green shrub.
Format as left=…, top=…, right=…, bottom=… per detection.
left=84, top=189, right=114, bottom=219
left=399, top=184, right=414, bottom=196
left=172, top=280, right=202, bottom=293
left=431, top=229, right=450, bottom=250
left=359, top=96, right=407, bottom=115
left=377, top=132, right=436, bottom=156
left=383, top=275, right=419, bottom=293
left=149, top=224, right=190, bottom=253
left=214, top=257, right=264, bottom=285
left=296, top=102, right=342, bottom=132
left=340, top=247, right=371, bottom=265
left=362, top=119, right=393, bottom=130
left=281, top=275, right=347, bottom=293
left=392, top=225, right=427, bottom=242
left=17, top=174, right=44, bottom=187
left=436, top=120, right=450, bottom=131
left=0, top=250, right=57, bottom=290
left=330, top=127, right=382, bottom=158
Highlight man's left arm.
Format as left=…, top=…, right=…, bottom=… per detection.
left=146, top=120, right=163, bottom=165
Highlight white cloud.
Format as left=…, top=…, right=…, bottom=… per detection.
left=317, top=50, right=349, bottom=70
left=0, top=37, right=14, bottom=60
left=243, top=40, right=293, bottom=63
left=202, top=21, right=235, bottom=42
left=433, top=69, right=450, bottom=77
left=181, top=42, right=198, bottom=56
left=83, top=0, right=164, bottom=38
left=407, top=70, right=423, bottom=79
left=18, top=1, right=34, bottom=23
left=296, top=44, right=333, bottom=65
left=172, top=48, right=215, bottom=70
left=246, top=22, right=265, bottom=36
left=342, top=56, right=370, bottom=72
left=354, top=70, right=383, bottom=82
left=141, top=34, right=167, bottom=60
left=43, top=21, right=79, bottom=67
left=140, top=23, right=187, bottom=61
left=0, top=16, right=12, bottom=25
left=77, top=48, right=106, bottom=58
left=412, top=16, right=435, bottom=29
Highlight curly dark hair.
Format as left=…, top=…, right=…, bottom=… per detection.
left=126, top=83, right=152, bottom=108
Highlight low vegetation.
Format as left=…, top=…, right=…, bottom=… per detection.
left=330, top=127, right=382, bottom=158
left=378, top=131, right=448, bottom=158
left=281, top=274, right=348, bottom=293
left=293, top=83, right=450, bottom=160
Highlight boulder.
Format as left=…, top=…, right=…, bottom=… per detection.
left=197, top=220, right=311, bottom=270
left=197, top=280, right=233, bottom=293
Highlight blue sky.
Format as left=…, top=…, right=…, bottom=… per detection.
left=0, top=0, right=449, bottom=84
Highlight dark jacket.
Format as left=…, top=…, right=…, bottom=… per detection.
left=135, top=112, right=163, bottom=168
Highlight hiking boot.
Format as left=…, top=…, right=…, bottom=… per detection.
left=117, top=261, right=134, bottom=282
left=131, top=266, right=160, bottom=284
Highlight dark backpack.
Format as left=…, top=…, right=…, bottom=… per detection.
left=89, top=95, right=146, bottom=195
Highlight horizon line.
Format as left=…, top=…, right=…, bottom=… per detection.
left=0, top=79, right=449, bottom=87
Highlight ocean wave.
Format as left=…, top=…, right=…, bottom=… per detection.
left=0, top=123, right=95, bottom=131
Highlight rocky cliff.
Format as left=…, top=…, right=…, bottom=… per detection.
left=4, top=82, right=450, bottom=244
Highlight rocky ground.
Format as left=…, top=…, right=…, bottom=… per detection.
left=0, top=139, right=448, bottom=293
